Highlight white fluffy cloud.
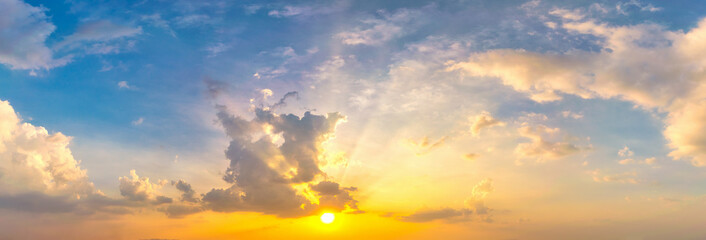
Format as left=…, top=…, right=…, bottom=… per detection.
left=0, top=0, right=69, bottom=71
left=0, top=99, right=166, bottom=215
left=118, top=170, right=170, bottom=204
left=0, top=100, right=94, bottom=196
left=447, top=9, right=706, bottom=166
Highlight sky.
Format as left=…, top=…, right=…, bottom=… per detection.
left=2, top=0, right=706, bottom=239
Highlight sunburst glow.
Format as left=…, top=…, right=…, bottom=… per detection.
left=320, top=213, right=335, bottom=224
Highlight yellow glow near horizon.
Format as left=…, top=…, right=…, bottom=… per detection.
left=320, top=213, right=335, bottom=224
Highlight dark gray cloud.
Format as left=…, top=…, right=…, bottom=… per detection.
left=311, top=181, right=362, bottom=213
left=200, top=97, right=359, bottom=218
left=270, top=91, right=299, bottom=110
left=172, top=180, right=199, bottom=203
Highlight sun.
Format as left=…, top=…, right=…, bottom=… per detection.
left=320, top=212, right=335, bottom=224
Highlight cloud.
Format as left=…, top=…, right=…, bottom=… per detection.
left=310, top=181, right=361, bottom=213
left=405, top=136, right=447, bottom=155
left=0, top=100, right=94, bottom=195
left=160, top=204, right=203, bottom=218
left=463, top=153, right=479, bottom=161
left=617, top=146, right=657, bottom=165
left=205, top=42, right=231, bottom=57
left=118, top=170, right=171, bottom=204
left=172, top=180, right=198, bottom=203
left=515, top=123, right=583, bottom=163
left=448, top=9, right=706, bottom=166
left=398, top=208, right=472, bottom=223
left=200, top=95, right=359, bottom=218
left=267, top=3, right=346, bottom=18
left=55, top=20, right=142, bottom=51
left=173, top=14, right=218, bottom=28
left=618, top=158, right=635, bottom=165
left=203, top=77, right=230, bottom=99
left=470, top=111, right=505, bottom=136
left=616, top=0, right=662, bottom=15
left=132, top=117, right=144, bottom=126
left=335, top=8, right=424, bottom=46
left=465, top=178, right=494, bottom=218
left=468, top=178, right=493, bottom=201
left=118, top=81, right=134, bottom=89
left=141, top=14, right=175, bottom=37
left=270, top=91, right=299, bottom=110
left=0, top=99, right=142, bottom=215
left=0, top=192, right=77, bottom=213
left=618, top=146, right=634, bottom=157
left=664, top=101, right=706, bottom=166
left=0, top=0, right=70, bottom=71
left=561, top=111, right=584, bottom=119
left=591, top=170, right=638, bottom=184
left=398, top=178, right=494, bottom=223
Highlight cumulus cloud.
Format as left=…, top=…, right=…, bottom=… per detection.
left=448, top=8, right=706, bottom=166
left=664, top=101, right=706, bottom=166
left=470, top=111, right=505, bottom=136
left=0, top=100, right=94, bottom=195
left=118, top=170, right=171, bottom=204
left=465, top=178, right=493, bottom=218
left=515, top=123, right=584, bottom=163
left=0, top=99, right=141, bottom=215
left=0, top=0, right=70, bottom=71
left=199, top=94, right=360, bottom=218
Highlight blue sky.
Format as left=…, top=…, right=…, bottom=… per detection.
left=1, top=0, right=685, bottom=149
left=3, top=0, right=706, bottom=239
